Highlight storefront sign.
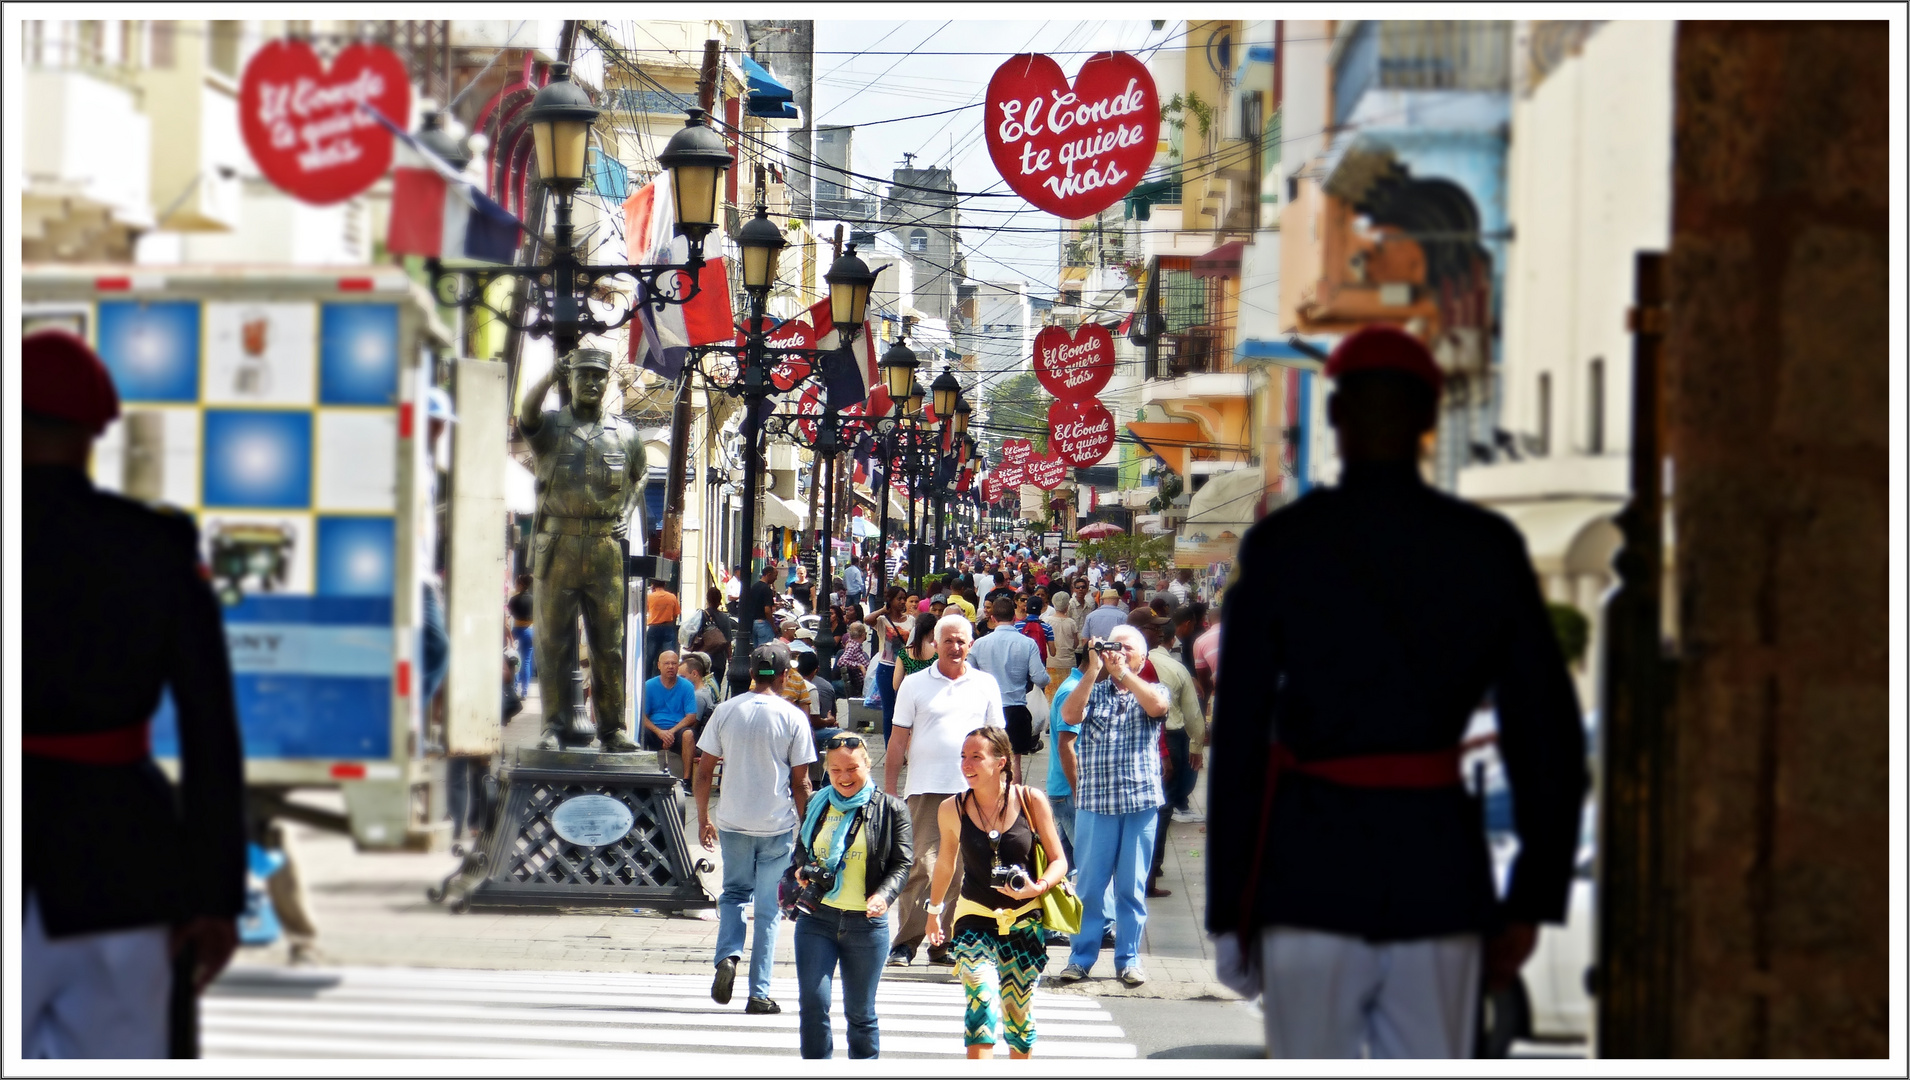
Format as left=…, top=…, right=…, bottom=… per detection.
left=1048, top=398, right=1116, bottom=466
left=240, top=40, right=410, bottom=206
left=1032, top=323, right=1115, bottom=401
left=985, top=52, right=1158, bottom=219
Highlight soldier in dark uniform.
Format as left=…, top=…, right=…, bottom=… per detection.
left=20, top=330, right=246, bottom=1057
left=517, top=347, right=647, bottom=752
left=1206, top=326, right=1588, bottom=1058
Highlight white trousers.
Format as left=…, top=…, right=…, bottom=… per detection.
left=21, top=893, right=172, bottom=1059
left=1260, top=925, right=1480, bottom=1059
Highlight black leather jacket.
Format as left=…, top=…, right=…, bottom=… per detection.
left=791, top=790, right=914, bottom=908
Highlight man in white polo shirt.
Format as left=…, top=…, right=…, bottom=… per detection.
left=881, top=613, right=1005, bottom=967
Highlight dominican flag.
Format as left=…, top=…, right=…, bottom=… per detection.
left=804, top=297, right=879, bottom=411
left=625, top=173, right=736, bottom=381
left=370, top=106, right=523, bottom=263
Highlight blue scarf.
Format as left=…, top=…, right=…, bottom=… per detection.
left=799, top=779, right=875, bottom=905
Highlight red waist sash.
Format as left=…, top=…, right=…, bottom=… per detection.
left=22, top=721, right=152, bottom=766
left=1238, top=743, right=1465, bottom=939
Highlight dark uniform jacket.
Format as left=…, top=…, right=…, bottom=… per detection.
left=1206, top=462, right=1587, bottom=942
left=23, top=466, right=247, bottom=938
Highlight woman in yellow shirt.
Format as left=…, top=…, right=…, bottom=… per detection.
left=789, top=736, right=913, bottom=1058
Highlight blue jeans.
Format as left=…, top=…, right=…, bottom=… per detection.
left=1067, top=807, right=1158, bottom=973
left=870, top=662, right=895, bottom=741
left=511, top=626, right=534, bottom=695
left=1048, top=791, right=1077, bottom=869
left=794, top=907, right=890, bottom=1058
left=716, top=829, right=794, bottom=1002
left=645, top=624, right=678, bottom=680
left=753, top=619, right=776, bottom=647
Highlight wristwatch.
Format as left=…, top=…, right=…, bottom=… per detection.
left=925, top=900, right=945, bottom=915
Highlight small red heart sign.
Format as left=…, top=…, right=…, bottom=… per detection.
left=240, top=40, right=410, bottom=206
left=1001, top=437, right=1033, bottom=465
left=738, top=320, right=815, bottom=391
left=1032, top=323, right=1116, bottom=401
left=985, top=52, right=1159, bottom=219
left=998, top=462, right=1027, bottom=488
left=1048, top=398, right=1116, bottom=466
left=1028, top=453, right=1068, bottom=490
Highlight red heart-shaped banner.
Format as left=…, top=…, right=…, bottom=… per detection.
left=997, top=462, right=1027, bottom=489
left=985, top=52, right=1159, bottom=219
left=1028, top=453, right=1068, bottom=490
left=1048, top=399, right=1116, bottom=466
left=1033, top=323, right=1116, bottom=401
left=737, top=320, right=816, bottom=391
left=240, top=40, right=410, bottom=206
left=1001, top=437, right=1033, bottom=465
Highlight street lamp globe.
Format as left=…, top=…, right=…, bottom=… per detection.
left=880, top=338, right=918, bottom=403
left=418, top=109, right=472, bottom=172
left=737, top=206, right=787, bottom=297
left=526, top=63, right=599, bottom=189
left=825, top=244, right=880, bottom=327
left=906, top=377, right=927, bottom=417
left=656, top=107, right=734, bottom=241
left=952, top=394, right=972, bottom=437
left=931, top=365, right=961, bottom=421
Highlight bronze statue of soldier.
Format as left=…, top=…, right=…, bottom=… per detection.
left=517, top=348, right=646, bottom=752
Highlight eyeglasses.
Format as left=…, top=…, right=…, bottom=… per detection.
left=823, top=734, right=865, bottom=750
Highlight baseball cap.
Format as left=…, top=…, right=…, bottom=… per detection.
left=1323, top=325, right=1443, bottom=394
left=1126, top=607, right=1169, bottom=630
left=779, top=617, right=799, bottom=630
left=751, top=643, right=791, bottom=680
left=795, top=627, right=817, bottom=641
left=23, top=330, right=120, bottom=434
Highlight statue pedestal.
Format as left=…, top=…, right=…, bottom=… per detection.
left=431, top=746, right=715, bottom=913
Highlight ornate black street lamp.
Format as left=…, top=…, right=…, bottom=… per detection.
left=687, top=217, right=881, bottom=676
left=427, top=67, right=731, bottom=355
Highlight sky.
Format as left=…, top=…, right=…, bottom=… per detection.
left=807, top=19, right=1177, bottom=292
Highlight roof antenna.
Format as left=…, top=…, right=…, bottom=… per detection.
left=901, top=152, right=917, bottom=169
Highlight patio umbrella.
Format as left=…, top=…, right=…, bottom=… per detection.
left=1077, top=522, right=1126, bottom=539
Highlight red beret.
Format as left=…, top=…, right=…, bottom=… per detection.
left=1324, top=325, right=1443, bottom=394
left=23, top=330, right=120, bottom=433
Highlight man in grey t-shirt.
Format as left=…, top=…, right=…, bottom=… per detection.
left=694, top=644, right=816, bottom=1014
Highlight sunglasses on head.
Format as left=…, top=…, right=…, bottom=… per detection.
left=823, top=734, right=865, bottom=750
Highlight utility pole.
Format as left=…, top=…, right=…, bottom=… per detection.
left=657, top=39, right=723, bottom=591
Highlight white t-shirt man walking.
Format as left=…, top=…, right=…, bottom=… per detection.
left=694, top=644, right=816, bottom=1013
left=881, top=614, right=1004, bottom=966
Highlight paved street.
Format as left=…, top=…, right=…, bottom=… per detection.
left=204, top=966, right=1136, bottom=1059
left=223, top=689, right=1586, bottom=1058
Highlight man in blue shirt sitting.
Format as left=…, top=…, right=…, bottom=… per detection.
left=642, top=650, right=701, bottom=788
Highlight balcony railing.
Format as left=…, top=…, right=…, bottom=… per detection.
left=1150, top=326, right=1232, bottom=380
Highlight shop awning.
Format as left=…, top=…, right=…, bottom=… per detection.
left=761, top=493, right=804, bottom=530
left=1123, top=176, right=1181, bottom=221
left=1125, top=421, right=1204, bottom=476
left=1493, top=499, right=1623, bottom=577
left=1236, top=336, right=1336, bottom=370
left=742, top=55, right=798, bottom=119
left=1192, top=240, right=1245, bottom=279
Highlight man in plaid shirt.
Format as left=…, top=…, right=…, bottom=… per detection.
left=1050, top=624, right=1171, bottom=988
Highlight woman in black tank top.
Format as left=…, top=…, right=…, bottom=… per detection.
left=921, top=728, right=1070, bottom=1059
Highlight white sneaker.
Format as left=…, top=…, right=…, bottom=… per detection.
left=1118, top=965, right=1148, bottom=988
left=1171, top=809, right=1205, bottom=824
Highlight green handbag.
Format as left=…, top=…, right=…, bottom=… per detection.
left=1020, top=787, right=1082, bottom=935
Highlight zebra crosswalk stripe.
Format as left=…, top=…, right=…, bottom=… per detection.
left=204, top=966, right=1137, bottom=1059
